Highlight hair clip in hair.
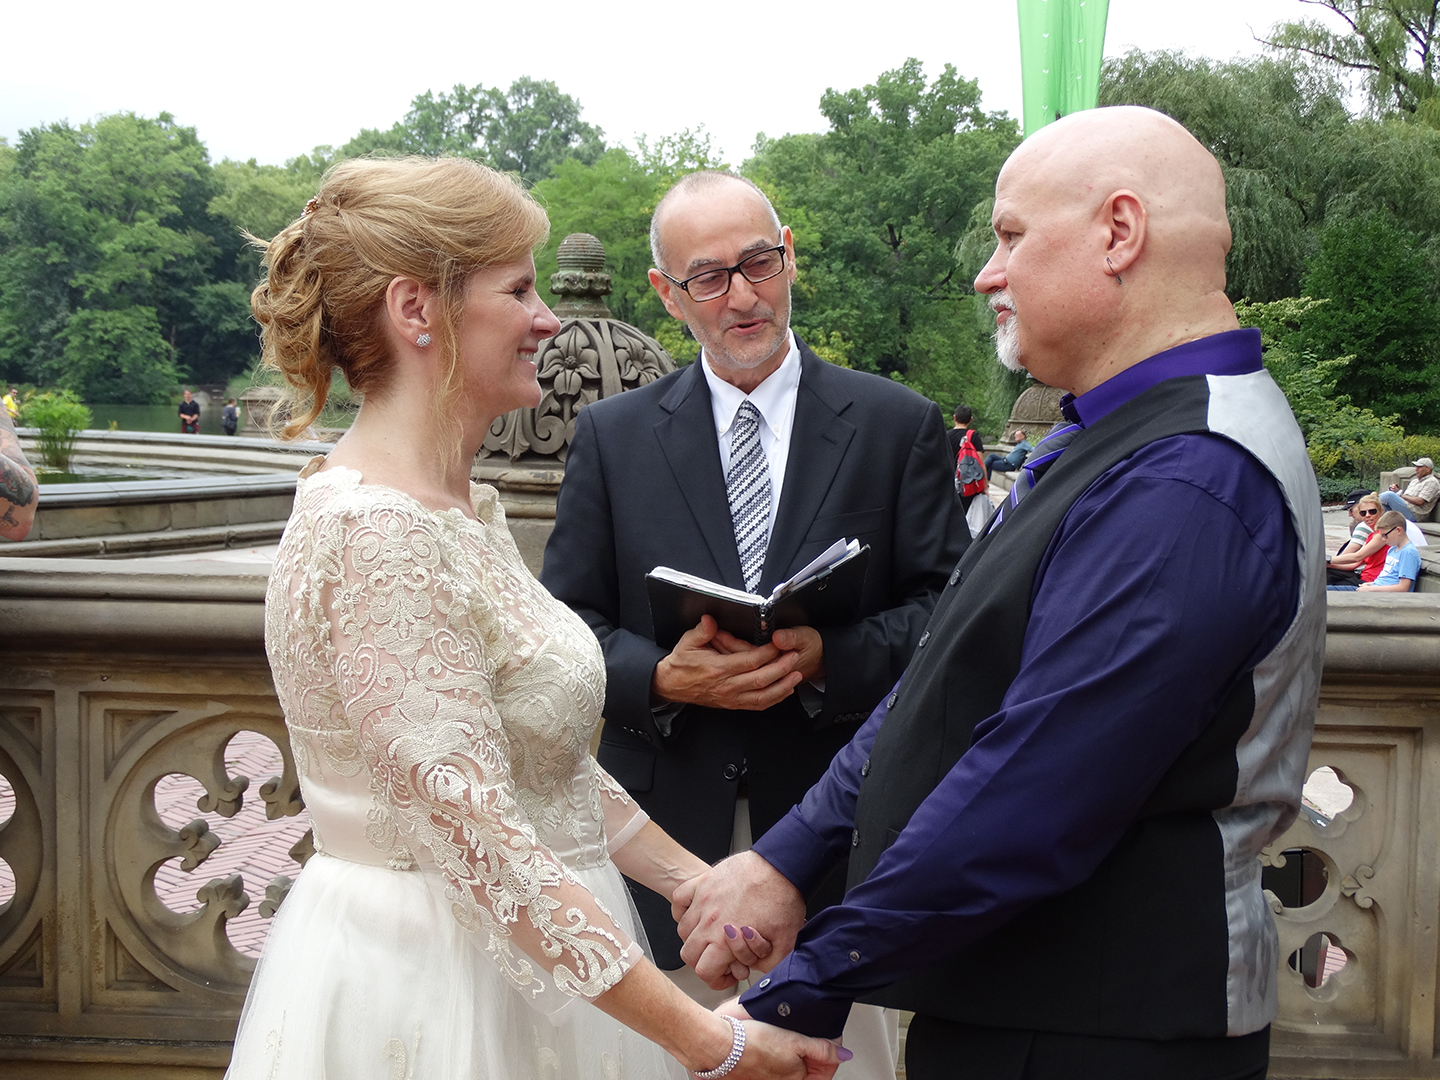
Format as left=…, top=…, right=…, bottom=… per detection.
left=302, top=197, right=321, bottom=217
left=416, top=333, right=432, bottom=347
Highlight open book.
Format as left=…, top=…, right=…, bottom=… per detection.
left=646, top=539, right=871, bottom=647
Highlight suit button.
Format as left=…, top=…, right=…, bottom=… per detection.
left=918, top=631, right=930, bottom=648
left=851, top=828, right=861, bottom=847
left=723, top=764, right=739, bottom=781
left=777, top=1003, right=791, bottom=1017
left=949, top=569, right=962, bottom=586
left=849, top=950, right=861, bottom=962
left=887, top=692, right=898, bottom=709
left=861, top=759, right=871, bottom=777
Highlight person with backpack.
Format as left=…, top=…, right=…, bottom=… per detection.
left=947, top=404, right=987, bottom=514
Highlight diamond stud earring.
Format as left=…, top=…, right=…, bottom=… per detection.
left=416, top=333, right=432, bottom=347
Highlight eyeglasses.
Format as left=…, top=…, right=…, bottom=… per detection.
left=1358, top=508, right=1380, bottom=517
left=659, top=245, right=787, bottom=302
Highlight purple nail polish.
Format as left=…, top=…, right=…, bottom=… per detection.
left=741, top=926, right=755, bottom=940
left=837, top=1047, right=854, bottom=1062
left=724, top=924, right=737, bottom=939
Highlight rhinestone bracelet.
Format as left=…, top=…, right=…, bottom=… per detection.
left=693, top=1014, right=746, bottom=1079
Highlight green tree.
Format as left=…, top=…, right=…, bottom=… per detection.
left=1300, top=208, right=1439, bottom=428
left=342, top=78, right=604, bottom=184
left=746, top=59, right=1023, bottom=429
left=531, top=129, right=725, bottom=334
left=0, top=112, right=255, bottom=399
left=1260, top=0, right=1438, bottom=118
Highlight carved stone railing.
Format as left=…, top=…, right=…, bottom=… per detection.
left=1269, top=594, right=1440, bottom=1078
left=1, top=559, right=1438, bottom=1076
left=0, top=557, right=299, bottom=1077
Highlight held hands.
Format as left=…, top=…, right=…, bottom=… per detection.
left=652, top=616, right=809, bottom=712
left=674, top=852, right=807, bottom=991
left=691, top=1001, right=848, bottom=1080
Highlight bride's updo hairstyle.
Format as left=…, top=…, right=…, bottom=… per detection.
left=250, top=156, right=549, bottom=439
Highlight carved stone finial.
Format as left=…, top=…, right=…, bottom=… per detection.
left=550, top=233, right=614, bottom=318
left=482, top=232, right=675, bottom=467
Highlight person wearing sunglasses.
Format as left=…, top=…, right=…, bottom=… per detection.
left=1326, top=490, right=1388, bottom=586
left=1329, top=510, right=1421, bottom=592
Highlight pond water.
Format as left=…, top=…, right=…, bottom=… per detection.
left=37, top=463, right=208, bottom=485
left=83, top=402, right=354, bottom=437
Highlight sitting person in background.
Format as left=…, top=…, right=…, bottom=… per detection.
left=982, top=428, right=1032, bottom=479
left=1327, top=490, right=1388, bottom=587
left=1329, top=510, right=1421, bottom=592
left=1380, top=457, right=1438, bottom=521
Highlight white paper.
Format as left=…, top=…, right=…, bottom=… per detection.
left=770, top=538, right=860, bottom=600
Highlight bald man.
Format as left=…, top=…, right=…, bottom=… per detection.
left=677, top=107, right=1325, bottom=1079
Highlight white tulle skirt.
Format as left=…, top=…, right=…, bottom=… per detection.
left=224, top=852, right=685, bottom=1079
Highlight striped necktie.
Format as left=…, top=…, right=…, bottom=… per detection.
left=727, top=401, right=772, bottom=593
left=986, top=420, right=1083, bottom=533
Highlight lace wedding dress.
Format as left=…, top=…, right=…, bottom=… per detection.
left=225, top=461, right=684, bottom=1079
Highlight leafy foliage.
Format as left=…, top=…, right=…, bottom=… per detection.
left=530, top=130, right=725, bottom=334
left=1259, top=1, right=1438, bottom=118
left=20, top=388, right=91, bottom=470
left=1299, top=209, right=1440, bottom=429
left=0, top=113, right=255, bottom=397
left=746, top=59, right=1025, bottom=432
left=1102, top=49, right=1440, bottom=432
left=342, top=78, right=604, bottom=183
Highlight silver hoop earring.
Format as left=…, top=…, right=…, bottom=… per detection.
left=416, top=333, right=432, bottom=347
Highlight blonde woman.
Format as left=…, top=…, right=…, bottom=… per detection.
left=1326, top=491, right=1387, bottom=587
left=227, top=158, right=843, bottom=1080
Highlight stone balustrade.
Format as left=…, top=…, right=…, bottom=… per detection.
left=0, top=559, right=1437, bottom=1077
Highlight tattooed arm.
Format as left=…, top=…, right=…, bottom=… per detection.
left=0, top=410, right=37, bottom=541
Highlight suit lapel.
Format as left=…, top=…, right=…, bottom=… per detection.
left=654, top=361, right=747, bottom=589
left=761, top=344, right=855, bottom=590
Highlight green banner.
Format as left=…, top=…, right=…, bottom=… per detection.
left=1017, top=0, right=1111, bottom=138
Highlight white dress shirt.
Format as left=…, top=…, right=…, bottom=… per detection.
left=701, top=331, right=801, bottom=532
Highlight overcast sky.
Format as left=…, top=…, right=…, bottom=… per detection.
left=3, top=0, right=1342, bottom=168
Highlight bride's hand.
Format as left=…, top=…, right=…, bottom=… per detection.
left=693, top=1001, right=849, bottom=1080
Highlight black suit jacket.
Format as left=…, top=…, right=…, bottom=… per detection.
left=542, top=339, right=969, bottom=966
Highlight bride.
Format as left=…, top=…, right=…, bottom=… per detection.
left=225, top=156, right=844, bottom=1080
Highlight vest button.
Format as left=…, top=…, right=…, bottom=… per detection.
left=777, top=1003, right=791, bottom=1018
left=918, top=631, right=930, bottom=648
left=849, top=950, right=861, bottom=962
left=887, top=692, right=898, bottom=709
left=861, top=758, right=871, bottom=777
left=851, top=828, right=861, bottom=847
left=949, top=569, right=961, bottom=586
left=723, top=764, right=739, bottom=781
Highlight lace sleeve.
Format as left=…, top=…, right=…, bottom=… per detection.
left=590, top=758, right=650, bottom=854
left=325, top=500, right=640, bottom=1003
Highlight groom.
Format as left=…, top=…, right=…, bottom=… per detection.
left=680, top=106, right=1326, bottom=1080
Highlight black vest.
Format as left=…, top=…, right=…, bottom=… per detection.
left=847, top=374, right=1308, bottom=1040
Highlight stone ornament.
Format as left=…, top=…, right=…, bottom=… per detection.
left=481, top=234, right=674, bottom=464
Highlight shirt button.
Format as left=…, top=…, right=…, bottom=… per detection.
left=887, top=692, right=898, bottom=709
left=723, top=764, right=739, bottom=781
left=849, top=950, right=861, bottom=962
left=851, top=828, right=861, bottom=847
left=861, top=758, right=871, bottom=777
left=758, top=977, right=771, bottom=988
left=918, top=631, right=930, bottom=648
left=949, top=569, right=961, bottom=586
left=777, top=1003, right=791, bottom=1017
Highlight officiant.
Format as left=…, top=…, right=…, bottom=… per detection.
left=542, top=170, right=968, bottom=1077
